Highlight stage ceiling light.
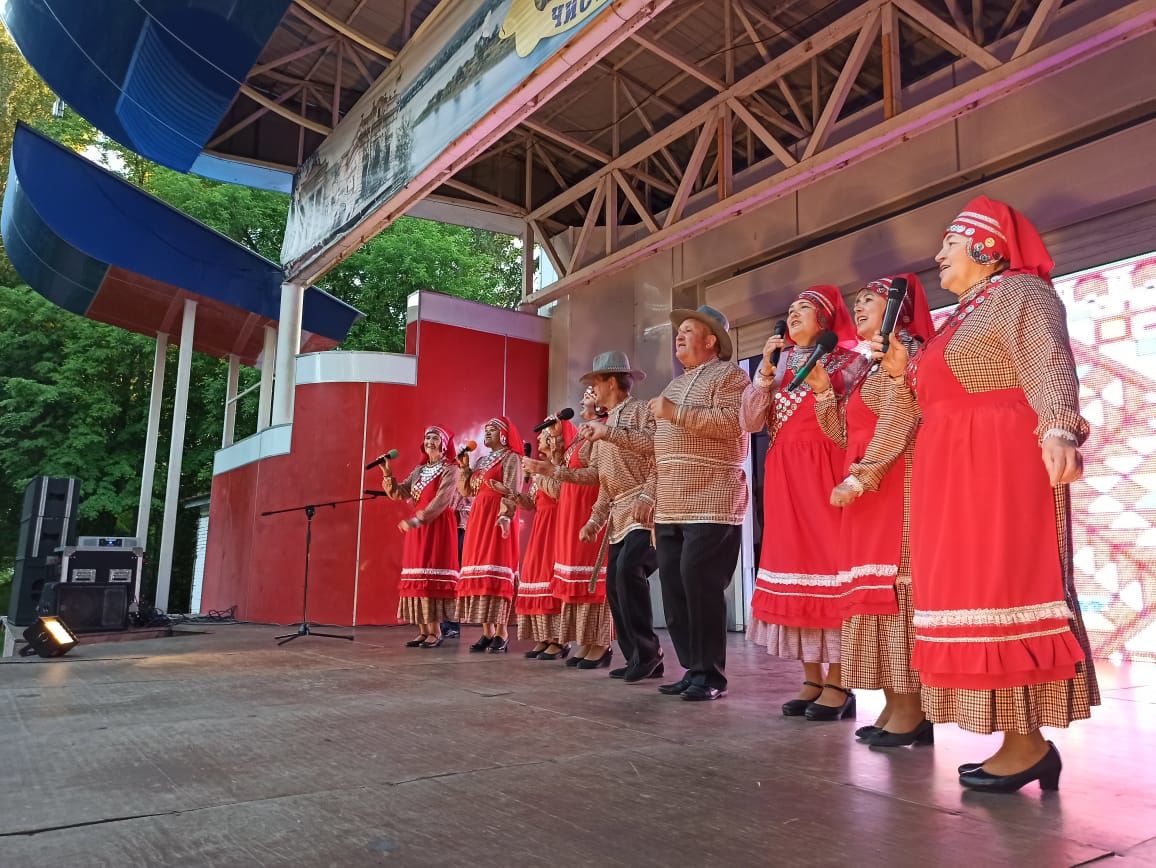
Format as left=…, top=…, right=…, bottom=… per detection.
left=21, top=616, right=79, bottom=658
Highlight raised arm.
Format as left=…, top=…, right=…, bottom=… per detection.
left=605, top=401, right=656, bottom=456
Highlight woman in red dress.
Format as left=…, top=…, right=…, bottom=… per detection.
left=740, top=285, right=864, bottom=719
left=457, top=416, right=523, bottom=654
left=380, top=426, right=460, bottom=648
left=547, top=388, right=613, bottom=667
left=877, top=195, right=1097, bottom=792
left=505, top=422, right=570, bottom=659
left=812, top=276, right=935, bottom=745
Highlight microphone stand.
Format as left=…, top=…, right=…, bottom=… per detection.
left=262, top=491, right=387, bottom=645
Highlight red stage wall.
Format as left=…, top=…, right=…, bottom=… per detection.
left=201, top=296, right=550, bottom=626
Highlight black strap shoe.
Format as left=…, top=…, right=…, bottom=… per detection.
left=804, top=684, right=855, bottom=721
left=488, top=637, right=509, bottom=654
left=782, top=680, right=824, bottom=716
left=469, top=635, right=494, bottom=653
left=868, top=719, right=933, bottom=748
left=959, top=743, right=1061, bottom=793
left=577, top=649, right=612, bottom=669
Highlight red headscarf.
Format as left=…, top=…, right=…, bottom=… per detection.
left=945, top=195, right=1054, bottom=281
left=422, top=425, right=456, bottom=462
left=554, top=418, right=578, bottom=452
left=860, top=274, right=935, bottom=343
left=487, top=416, right=525, bottom=458
left=790, top=284, right=857, bottom=348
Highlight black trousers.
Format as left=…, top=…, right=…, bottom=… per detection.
left=656, top=523, right=742, bottom=690
left=606, top=529, right=659, bottom=666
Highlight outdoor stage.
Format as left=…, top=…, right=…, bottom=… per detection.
left=1, top=628, right=1153, bottom=866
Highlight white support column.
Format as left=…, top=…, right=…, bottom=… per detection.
left=221, top=353, right=240, bottom=448
left=135, top=333, right=168, bottom=545
left=155, top=299, right=197, bottom=612
left=257, top=325, right=276, bottom=432
left=271, top=282, right=304, bottom=426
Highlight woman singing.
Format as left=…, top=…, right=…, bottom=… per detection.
left=740, top=285, right=864, bottom=720
left=812, top=276, right=935, bottom=745
left=505, top=423, right=569, bottom=659
left=876, top=195, right=1098, bottom=792
left=380, top=426, right=461, bottom=648
left=457, top=417, right=523, bottom=654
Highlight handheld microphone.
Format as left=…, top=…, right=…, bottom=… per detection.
left=532, top=407, right=575, bottom=433
left=770, top=320, right=787, bottom=366
left=522, top=441, right=533, bottom=484
left=879, top=277, right=909, bottom=353
left=456, top=440, right=477, bottom=459
left=365, top=448, right=399, bottom=471
left=786, top=331, right=839, bottom=393
left=364, top=489, right=390, bottom=497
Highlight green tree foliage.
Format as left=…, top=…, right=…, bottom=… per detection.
left=0, top=22, right=524, bottom=611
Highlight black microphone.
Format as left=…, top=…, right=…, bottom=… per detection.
left=879, top=277, right=908, bottom=353
left=770, top=319, right=787, bottom=366
left=365, top=448, right=399, bottom=470
left=532, top=406, right=575, bottom=433
left=786, top=331, right=839, bottom=392
left=522, top=441, right=533, bottom=483
left=364, top=489, right=390, bottom=497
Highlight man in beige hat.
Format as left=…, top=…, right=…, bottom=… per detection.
left=544, top=351, right=663, bottom=682
left=616, top=306, right=750, bottom=701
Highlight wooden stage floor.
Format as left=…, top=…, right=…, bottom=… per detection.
left=1, top=625, right=1153, bottom=866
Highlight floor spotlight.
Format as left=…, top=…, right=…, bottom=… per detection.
left=20, top=616, right=79, bottom=658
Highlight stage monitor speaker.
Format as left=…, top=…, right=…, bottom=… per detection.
left=7, top=559, right=57, bottom=627
left=22, top=476, right=79, bottom=520
left=37, top=583, right=130, bottom=633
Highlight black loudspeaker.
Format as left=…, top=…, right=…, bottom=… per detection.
left=8, top=559, right=56, bottom=626
left=22, top=476, right=80, bottom=520
left=37, top=583, right=130, bottom=633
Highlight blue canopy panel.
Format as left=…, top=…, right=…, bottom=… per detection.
left=1, top=125, right=361, bottom=365
left=1, top=0, right=291, bottom=172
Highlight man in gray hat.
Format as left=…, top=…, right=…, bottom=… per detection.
left=619, top=306, right=750, bottom=700
left=546, top=351, right=663, bottom=682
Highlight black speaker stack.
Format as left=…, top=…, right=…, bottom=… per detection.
left=8, top=477, right=79, bottom=626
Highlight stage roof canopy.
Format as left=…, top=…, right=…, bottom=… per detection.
left=1, top=124, right=361, bottom=365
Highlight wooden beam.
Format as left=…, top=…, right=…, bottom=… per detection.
left=618, top=76, right=686, bottom=186
left=292, top=0, right=396, bottom=61
left=613, top=169, right=659, bottom=233
left=972, top=0, right=986, bottom=43
left=533, top=142, right=587, bottom=218
left=893, top=0, right=1001, bottom=71
left=443, top=178, right=526, bottom=215
left=530, top=220, right=567, bottom=278
left=208, top=84, right=303, bottom=147
left=944, top=0, right=972, bottom=37
left=1013, top=0, right=1064, bottom=59
left=631, top=33, right=727, bottom=92
left=249, top=38, right=335, bottom=76
left=332, top=41, right=343, bottom=127
left=570, top=179, right=608, bottom=273
left=522, top=119, right=677, bottom=195
left=717, top=105, right=733, bottom=200
left=524, top=135, right=534, bottom=211
left=604, top=173, right=618, bottom=253
left=240, top=84, right=330, bottom=135
left=803, top=8, right=881, bottom=160
left=727, top=97, right=796, bottom=166
left=733, top=0, right=812, bottom=132
left=665, top=111, right=718, bottom=228
left=996, top=0, right=1029, bottom=40
left=881, top=1, right=902, bottom=119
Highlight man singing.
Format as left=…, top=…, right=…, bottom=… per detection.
left=533, top=351, right=662, bottom=681
left=630, top=305, right=750, bottom=701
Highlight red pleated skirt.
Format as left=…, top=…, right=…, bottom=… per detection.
left=516, top=489, right=562, bottom=617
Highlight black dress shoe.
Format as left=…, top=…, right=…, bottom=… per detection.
left=609, top=666, right=628, bottom=679
left=577, top=649, right=612, bottom=669
left=959, top=743, right=1062, bottom=793
left=782, top=680, right=824, bottom=716
left=958, top=762, right=983, bottom=775
left=537, top=645, right=570, bottom=660
left=565, top=655, right=583, bottom=668
left=658, top=677, right=691, bottom=695
left=488, top=637, right=509, bottom=654
left=405, top=635, right=429, bottom=648
left=419, top=636, right=444, bottom=648
left=469, top=635, right=494, bottom=653
left=682, top=684, right=726, bottom=701
left=868, top=719, right=933, bottom=748
left=804, top=685, right=855, bottom=721
left=525, top=644, right=549, bottom=658
left=624, top=657, right=665, bottom=684
left=856, top=725, right=883, bottom=740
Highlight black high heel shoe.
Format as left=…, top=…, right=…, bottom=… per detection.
left=782, top=681, right=824, bottom=717
left=868, top=719, right=933, bottom=748
left=419, top=636, right=444, bottom=649
left=537, top=645, right=569, bottom=660
left=804, top=684, right=856, bottom=721
left=405, top=635, right=429, bottom=648
left=577, top=649, right=612, bottom=669
left=525, top=643, right=549, bottom=658
left=959, top=742, right=1062, bottom=793
left=488, top=637, right=509, bottom=654
left=469, top=635, right=494, bottom=653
